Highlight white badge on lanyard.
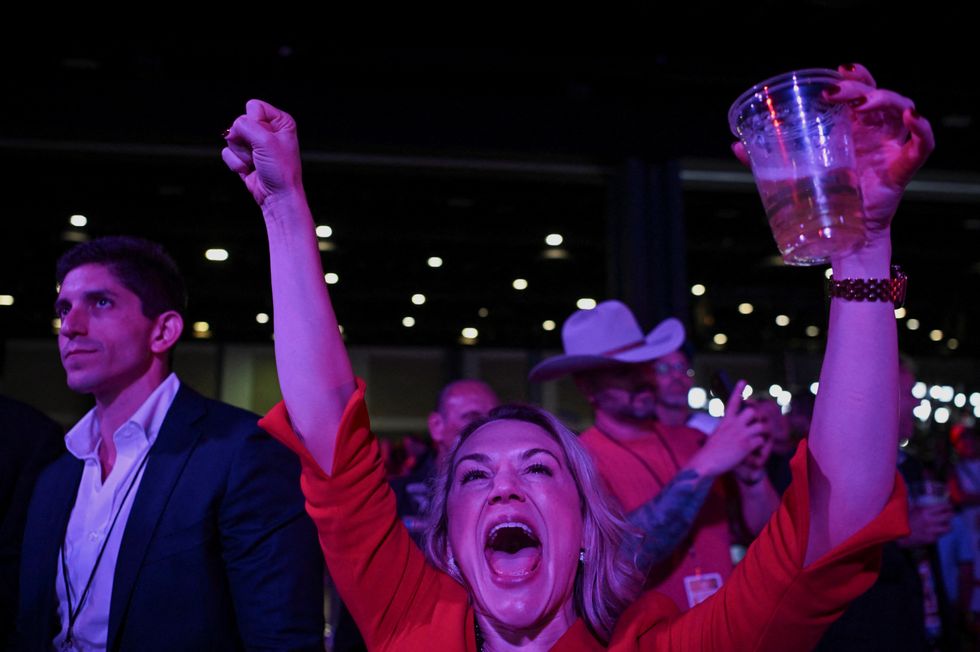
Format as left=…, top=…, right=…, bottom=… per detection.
left=684, top=572, right=723, bottom=608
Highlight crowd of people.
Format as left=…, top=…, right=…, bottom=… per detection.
left=6, top=63, right=977, bottom=651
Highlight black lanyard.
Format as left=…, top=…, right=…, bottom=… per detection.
left=60, top=452, right=151, bottom=649
left=595, top=424, right=684, bottom=488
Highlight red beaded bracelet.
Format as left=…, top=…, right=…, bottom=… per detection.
left=827, top=265, right=907, bottom=308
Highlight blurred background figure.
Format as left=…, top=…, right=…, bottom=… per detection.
left=0, top=395, right=63, bottom=650
left=393, top=379, right=499, bottom=536
left=816, top=362, right=955, bottom=652
left=651, top=348, right=719, bottom=435
left=530, top=304, right=777, bottom=611
left=947, top=424, right=980, bottom=644
left=747, top=397, right=795, bottom=496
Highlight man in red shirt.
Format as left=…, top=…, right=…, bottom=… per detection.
left=529, top=300, right=778, bottom=610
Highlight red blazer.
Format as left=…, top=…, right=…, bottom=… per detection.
left=261, top=381, right=908, bottom=651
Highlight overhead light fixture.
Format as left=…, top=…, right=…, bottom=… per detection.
left=205, top=248, right=229, bottom=262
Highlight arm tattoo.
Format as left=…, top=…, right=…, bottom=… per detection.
left=623, top=469, right=715, bottom=576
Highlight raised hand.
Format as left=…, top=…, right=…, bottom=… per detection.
left=222, top=100, right=354, bottom=473
left=222, top=99, right=304, bottom=208
left=824, top=63, right=935, bottom=239
left=688, top=381, right=767, bottom=478
left=734, top=429, right=773, bottom=486
left=731, top=63, right=934, bottom=245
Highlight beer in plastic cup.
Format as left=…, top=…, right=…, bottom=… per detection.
left=729, top=69, right=866, bottom=266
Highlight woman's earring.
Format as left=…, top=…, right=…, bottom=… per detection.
left=579, top=549, right=586, bottom=564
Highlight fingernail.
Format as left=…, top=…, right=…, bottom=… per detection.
left=843, top=63, right=857, bottom=72
left=221, top=128, right=230, bottom=139
left=825, top=83, right=841, bottom=95
left=848, top=96, right=867, bottom=108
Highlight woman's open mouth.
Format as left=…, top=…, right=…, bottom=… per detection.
left=484, top=521, right=542, bottom=581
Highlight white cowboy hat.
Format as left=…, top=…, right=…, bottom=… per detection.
left=528, top=300, right=685, bottom=382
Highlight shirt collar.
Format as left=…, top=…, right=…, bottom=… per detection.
left=64, top=373, right=182, bottom=461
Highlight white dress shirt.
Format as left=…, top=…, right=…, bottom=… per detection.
left=53, top=373, right=180, bottom=652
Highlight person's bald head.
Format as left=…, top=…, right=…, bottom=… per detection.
left=428, top=380, right=500, bottom=454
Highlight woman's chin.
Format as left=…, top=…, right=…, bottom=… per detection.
left=473, top=578, right=575, bottom=636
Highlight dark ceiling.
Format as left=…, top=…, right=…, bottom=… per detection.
left=1, top=41, right=977, bottom=367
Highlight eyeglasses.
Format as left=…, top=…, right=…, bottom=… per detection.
left=653, top=361, right=694, bottom=377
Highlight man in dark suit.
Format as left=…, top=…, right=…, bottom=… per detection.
left=1, top=395, right=63, bottom=650
left=16, top=236, right=324, bottom=651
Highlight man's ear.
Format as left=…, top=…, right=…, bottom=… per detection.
left=428, top=411, right=445, bottom=446
left=150, top=311, right=184, bottom=355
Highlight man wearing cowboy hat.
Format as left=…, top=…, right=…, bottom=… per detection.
left=529, top=300, right=778, bottom=611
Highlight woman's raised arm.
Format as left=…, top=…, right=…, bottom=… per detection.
left=222, top=100, right=355, bottom=473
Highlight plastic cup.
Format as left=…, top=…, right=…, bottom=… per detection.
left=729, top=69, right=867, bottom=266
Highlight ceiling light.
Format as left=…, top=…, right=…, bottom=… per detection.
left=205, top=248, right=229, bottom=262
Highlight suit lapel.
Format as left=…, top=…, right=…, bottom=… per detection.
left=106, top=385, right=207, bottom=649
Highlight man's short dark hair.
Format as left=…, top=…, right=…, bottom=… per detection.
left=56, top=236, right=188, bottom=318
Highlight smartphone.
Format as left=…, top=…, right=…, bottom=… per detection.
left=710, top=369, right=736, bottom=404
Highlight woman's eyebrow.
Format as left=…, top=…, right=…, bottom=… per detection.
left=521, top=448, right=562, bottom=465
left=454, top=452, right=491, bottom=469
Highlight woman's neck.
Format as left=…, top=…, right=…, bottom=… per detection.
left=475, top=604, right=577, bottom=652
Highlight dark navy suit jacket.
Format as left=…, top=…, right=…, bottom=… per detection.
left=16, top=385, right=325, bottom=651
